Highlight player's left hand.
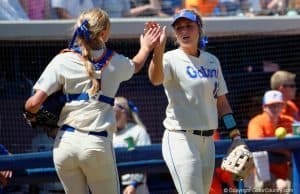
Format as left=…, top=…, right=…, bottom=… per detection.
left=141, top=22, right=161, bottom=52
left=221, top=138, right=254, bottom=179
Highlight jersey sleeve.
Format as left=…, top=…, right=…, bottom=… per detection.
left=33, top=54, right=63, bottom=96
left=110, top=53, right=135, bottom=82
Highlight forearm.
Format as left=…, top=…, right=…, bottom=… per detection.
left=56, top=8, right=73, bottom=19
left=148, top=46, right=165, bottom=85
left=130, top=4, right=153, bottom=17
left=25, top=90, right=48, bottom=113
left=217, top=95, right=242, bottom=139
left=217, top=95, right=233, bottom=116
left=132, top=46, right=152, bottom=73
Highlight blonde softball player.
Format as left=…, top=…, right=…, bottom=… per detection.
left=148, top=9, right=241, bottom=194
left=113, top=97, right=151, bottom=194
left=24, top=8, right=160, bottom=194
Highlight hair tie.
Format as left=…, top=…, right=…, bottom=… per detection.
left=199, top=36, right=208, bottom=49
left=128, top=100, right=139, bottom=113
left=68, top=19, right=91, bottom=49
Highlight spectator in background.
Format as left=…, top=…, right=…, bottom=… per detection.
left=92, top=0, right=131, bottom=17
left=113, top=97, right=151, bottom=194
left=0, top=144, right=13, bottom=194
left=219, top=0, right=241, bottom=15
left=260, top=0, right=287, bottom=14
left=271, top=70, right=299, bottom=121
left=184, top=0, right=220, bottom=16
left=0, top=0, right=28, bottom=20
left=93, top=0, right=168, bottom=17
left=247, top=90, right=293, bottom=193
left=19, top=0, right=51, bottom=20
left=51, top=0, right=94, bottom=19
left=161, top=0, right=183, bottom=15
left=129, top=0, right=169, bottom=17
left=287, top=0, right=300, bottom=15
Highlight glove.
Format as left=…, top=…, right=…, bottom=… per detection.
left=221, top=138, right=254, bottom=179
left=23, top=90, right=65, bottom=138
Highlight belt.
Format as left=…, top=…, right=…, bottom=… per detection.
left=48, top=190, right=65, bottom=194
left=61, top=125, right=108, bottom=137
left=180, top=129, right=214, bottom=136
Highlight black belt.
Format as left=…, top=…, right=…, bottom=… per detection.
left=181, top=129, right=214, bottom=136
left=61, top=125, right=108, bottom=137
left=48, top=190, right=65, bottom=194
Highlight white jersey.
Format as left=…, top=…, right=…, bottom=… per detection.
left=33, top=50, right=135, bottom=132
left=162, top=49, right=228, bottom=130
left=113, top=122, right=151, bottom=185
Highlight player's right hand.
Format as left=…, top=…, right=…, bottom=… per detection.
left=23, top=110, right=37, bottom=128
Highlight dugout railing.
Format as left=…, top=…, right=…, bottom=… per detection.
left=0, top=137, right=300, bottom=193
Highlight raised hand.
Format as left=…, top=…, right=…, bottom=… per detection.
left=140, top=22, right=161, bottom=52
left=143, top=21, right=167, bottom=48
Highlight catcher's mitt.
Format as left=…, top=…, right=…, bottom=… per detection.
left=221, top=139, right=254, bottom=179
left=23, top=91, right=65, bottom=138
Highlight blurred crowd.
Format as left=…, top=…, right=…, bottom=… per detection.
left=0, top=0, right=299, bottom=21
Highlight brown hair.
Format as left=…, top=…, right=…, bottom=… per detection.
left=74, top=8, right=110, bottom=95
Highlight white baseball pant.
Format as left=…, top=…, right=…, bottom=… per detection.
left=162, top=130, right=215, bottom=194
left=53, top=129, right=120, bottom=194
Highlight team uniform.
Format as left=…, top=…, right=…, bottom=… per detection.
left=33, top=49, right=135, bottom=194
left=113, top=122, right=151, bottom=194
left=161, top=48, right=228, bottom=194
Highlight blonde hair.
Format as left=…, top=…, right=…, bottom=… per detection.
left=172, top=9, right=205, bottom=49
left=115, top=97, right=146, bottom=129
left=74, top=8, right=110, bottom=95
left=270, top=70, right=296, bottom=89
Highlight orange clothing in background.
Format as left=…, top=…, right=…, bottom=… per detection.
left=185, top=0, right=219, bottom=16
left=282, top=100, right=299, bottom=121
left=247, top=112, right=293, bottom=179
left=247, top=112, right=293, bottom=138
left=210, top=130, right=236, bottom=194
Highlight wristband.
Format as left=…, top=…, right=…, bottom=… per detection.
left=130, top=181, right=139, bottom=188
left=222, top=113, right=237, bottom=131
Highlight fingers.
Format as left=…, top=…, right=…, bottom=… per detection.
left=144, top=21, right=160, bottom=34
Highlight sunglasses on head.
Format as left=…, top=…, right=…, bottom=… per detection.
left=283, top=84, right=296, bottom=88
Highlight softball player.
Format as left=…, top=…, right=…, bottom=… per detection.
left=113, top=97, right=151, bottom=194
left=24, top=8, right=160, bottom=194
left=148, top=9, right=240, bottom=194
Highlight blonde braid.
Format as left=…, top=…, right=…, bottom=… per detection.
left=74, top=8, right=110, bottom=95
